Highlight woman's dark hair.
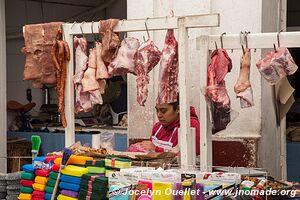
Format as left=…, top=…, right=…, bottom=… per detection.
left=169, top=94, right=179, bottom=111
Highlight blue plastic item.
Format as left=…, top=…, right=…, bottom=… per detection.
left=59, top=181, right=80, bottom=192
left=22, top=164, right=35, bottom=173
left=60, top=175, right=81, bottom=185
left=34, top=156, right=46, bottom=162
left=45, top=192, right=57, bottom=200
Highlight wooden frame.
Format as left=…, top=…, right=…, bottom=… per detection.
left=196, top=31, right=300, bottom=172
left=62, top=13, right=220, bottom=168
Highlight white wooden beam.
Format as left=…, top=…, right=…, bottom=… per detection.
left=178, top=18, right=192, bottom=169
left=196, top=31, right=300, bottom=50
left=198, top=35, right=212, bottom=172
left=63, top=13, right=219, bottom=35
left=0, top=0, right=7, bottom=173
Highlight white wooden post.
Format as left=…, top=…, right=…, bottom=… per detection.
left=0, top=0, right=6, bottom=173
left=62, top=25, right=75, bottom=147
left=198, top=35, right=212, bottom=171
left=178, top=17, right=192, bottom=168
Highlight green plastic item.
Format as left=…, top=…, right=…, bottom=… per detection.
left=87, top=166, right=105, bottom=174
left=20, top=186, right=33, bottom=194
left=85, top=160, right=105, bottom=167
left=21, top=171, right=35, bottom=180
left=47, top=178, right=56, bottom=187
left=49, top=171, right=59, bottom=180
left=45, top=186, right=54, bottom=194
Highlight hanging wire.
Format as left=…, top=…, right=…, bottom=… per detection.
left=91, top=21, right=97, bottom=41
left=143, top=18, right=150, bottom=42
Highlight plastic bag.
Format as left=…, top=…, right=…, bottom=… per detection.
left=100, top=132, right=115, bottom=150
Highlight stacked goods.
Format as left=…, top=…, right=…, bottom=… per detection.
left=78, top=174, right=108, bottom=200
left=45, top=171, right=59, bottom=200
left=6, top=172, right=22, bottom=200
left=19, top=165, right=36, bottom=200
left=56, top=165, right=88, bottom=200
left=54, top=156, right=93, bottom=167
left=31, top=157, right=50, bottom=200
left=0, top=174, right=6, bottom=200
left=85, top=160, right=105, bottom=176
left=104, top=156, right=131, bottom=177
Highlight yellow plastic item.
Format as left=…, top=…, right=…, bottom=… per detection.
left=32, top=183, right=46, bottom=192
left=18, top=193, right=31, bottom=200
left=152, top=181, right=173, bottom=200
left=57, top=194, right=78, bottom=200
left=34, top=176, right=49, bottom=185
left=54, top=155, right=93, bottom=165
left=105, top=157, right=131, bottom=169
left=61, top=165, right=88, bottom=177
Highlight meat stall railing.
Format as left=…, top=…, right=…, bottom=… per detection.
left=196, top=31, right=300, bottom=172
left=62, top=14, right=220, bottom=168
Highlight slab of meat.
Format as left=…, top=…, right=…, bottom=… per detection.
left=22, top=22, right=63, bottom=88
left=95, top=42, right=109, bottom=79
left=52, top=39, right=70, bottom=127
left=234, top=48, right=254, bottom=108
left=99, top=19, right=120, bottom=64
left=73, top=36, right=92, bottom=113
left=156, top=29, right=178, bottom=105
left=256, top=47, right=298, bottom=85
left=108, top=37, right=140, bottom=76
left=81, top=48, right=101, bottom=92
left=134, top=40, right=162, bottom=106
left=74, top=37, right=88, bottom=84
left=206, top=49, right=232, bottom=134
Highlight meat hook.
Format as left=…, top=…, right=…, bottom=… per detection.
left=123, top=32, right=127, bottom=44
left=144, top=18, right=150, bottom=41
left=240, top=31, right=246, bottom=54
left=220, top=32, right=226, bottom=48
left=91, top=21, right=98, bottom=41
left=71, top=21, right=76, bottom=30
left=214, top=41, right=218, bottom=50
left=245, top=31, right=250, bottom=49
left=277, top=29, right=283, bottom=48
left=80, top=21, right=86, bottom=39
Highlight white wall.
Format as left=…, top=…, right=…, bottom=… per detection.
left=0, top=0, right=7, bottom=173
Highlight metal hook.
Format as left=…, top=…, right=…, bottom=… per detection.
left=220, top=32, right=226, bottom=48
left=71, top=21, right=76, bottom=29
left=277, top=30, right=283, bottom=48
left=240, top=31, right=245, bottom=54
left=123, top=32, right=127, bottom=44
left=214, top=41, right=218, bottom=50
left=145, top=18, right=150, bottom=41
left=245, top=31, right=250, bottom=49
left=91, top=21, right=97, bottom=41
left=80, top=21, right=86, bottom=38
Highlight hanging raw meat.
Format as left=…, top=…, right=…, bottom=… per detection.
left=52, top=39, right=70, bottom=127
left=234, top=48, right=254, bottom=108
left=95, top=42, right=109, bottom=79
left=206, top=48, right=232, bottom=134
left=73, top=36, right=92, bottom=113
left=156, top=29, right=178, bottom=105
left=22, top=22, right=63, bottom=88
left=99, top=19, right=121, bottom=64
left=256, top=47, right=298, bottom=85
left=82, top=48, right=100, bottom=92
left=134, top=40, right=162, bottom=106
left=108, top=37, right=140, bottom=76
